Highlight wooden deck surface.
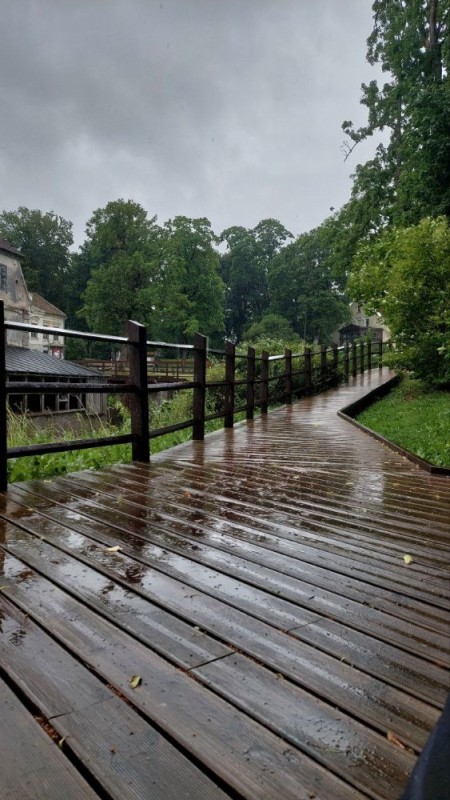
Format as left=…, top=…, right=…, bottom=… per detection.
left=1, top=367, right=449, bottom=800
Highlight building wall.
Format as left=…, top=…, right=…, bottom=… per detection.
left=0, top=250, right=30, bottom=347
left=29, top=305, right=65, bottom=358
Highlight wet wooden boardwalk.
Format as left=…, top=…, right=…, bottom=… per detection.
left=1, top=367, right=449, bottom=800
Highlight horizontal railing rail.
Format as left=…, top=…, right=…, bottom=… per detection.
left=0, top=300, right=386, bottom=489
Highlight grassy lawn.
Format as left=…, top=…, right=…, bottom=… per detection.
left=357, top=377, right=450, bottom=468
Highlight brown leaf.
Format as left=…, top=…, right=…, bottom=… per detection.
left=387, top=731, right=406, bottom=749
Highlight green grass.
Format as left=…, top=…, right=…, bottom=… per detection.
left=357, top=377, right=450, bottom=467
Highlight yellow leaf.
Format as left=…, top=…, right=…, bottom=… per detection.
left=129, top=675, right=142, bottom=689
left=387, top=731, right=406, bottom=749
left=106, top=545, right=121, bottom=553
left=403, top=554, right=413, bottom=565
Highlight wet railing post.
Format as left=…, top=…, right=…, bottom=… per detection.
left=127, top=319, right=150, bottom=463
left=352, top=341, right=357, bottom=377
left=0, top=301, right=7, bottom=491
left=360, top=340, right=365, bottom=374
left=284, top=348, right=292, bottom=405
left=304, top=346, right=312, bottom=392
left=224, top=340, right=235, bottom=428
left=193, top=332, right=207, bottom=440
left=332, top=344, right=339, bottom=383
left=261, top=350, right=269, bottom=414
left=367, top=339, right=372, bottom=371
left=246, top=346, right=255, bottom=420
left=344, top=342, right=349, bottom=382
left=320, top=345, right=327, bottom=387
left=379, top=340, right=383, bottom=369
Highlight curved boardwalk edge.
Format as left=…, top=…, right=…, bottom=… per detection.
left=338, top=374, right=450, bottom=476
left=0, top=367, right=449, bottom=800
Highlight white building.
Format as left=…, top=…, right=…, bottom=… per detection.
left=29, top=293, right=66, bottom=358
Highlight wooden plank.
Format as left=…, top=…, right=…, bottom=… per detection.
left=0, top=565, right=367, bottom=799
left=55, top=466, right=450, bottom=595
left=0, top=597, right=231, bottom=800
left=0, top=677, right=99, bottom=800
left=0, top=549, right=441, bottom=750
left=41, top=473, right=450, bottom=627
left=6, top=486, right=449, bottom=663
left=193, top=652, right=416, bottom=800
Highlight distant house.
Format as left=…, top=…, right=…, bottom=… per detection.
left=336, top=303, right=389, bottom=346
left=0, top=238, right=30, bottom=348
left=0, top=237, right=107, bottom=419
left=29, top=293, right=66, bottom=358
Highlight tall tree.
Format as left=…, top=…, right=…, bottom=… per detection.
left=156, top=216, right=224, bottom=344
left=268, top=226, right=350, bottom=343
left=0, top=207, right=73, bottom=309
left=220, top=219, right=292, bottom=340
left=80, top=199, right=162, bottom=336
left=342, top=0, right=450, bottom=228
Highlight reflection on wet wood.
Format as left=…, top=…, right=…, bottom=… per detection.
left=0, top=368, right=449, bottom=799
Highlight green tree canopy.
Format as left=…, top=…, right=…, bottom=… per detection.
left=342, top=0, right=450, bottom=231
left=245, top=313, right=298, bottom=344
left=155, top=216, right=224, bottom=344
left=0, top=206, right=73, bottom=310
left=80, top=199, right=161, bottom=336
left=268, top=226, right=350, bottom=343
left=220, top=219, right=292, bottom=340
left=349, top=216, right=450, bottom=385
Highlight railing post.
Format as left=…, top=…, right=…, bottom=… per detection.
left=246, top=346, right=255, bottom=420
left=378, top=340, right=383, bottom=369
left=351, top=341, right=357, bottom=377
left=127, top=320, right=150, bottom=463
left=360, top=340, right=365, bottom=373
left=0, top=301, right=8, bottom=491
left=193, top=333, right=207, bottom=440
left=224, top=340, right=235, bottom=428
left=332, top=344, right=339, bottom=384
left=304, top=347, right=312, bottom=392
left=320, top=345, right=327, bottom=387
left=284, top=348, right=292, bottom=405
left=260, top=350, right=269, bottom=414
left=367, top=339, right=372, bottom=371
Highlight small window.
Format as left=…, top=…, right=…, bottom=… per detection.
left=42, top=333, right=49, bottom=341
left=30, top=329, right=38, bottom=339
left=0, top=264, right=7, bottom=292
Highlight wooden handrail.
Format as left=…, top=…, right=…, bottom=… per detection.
left=0, top=300, right=388, bottom=487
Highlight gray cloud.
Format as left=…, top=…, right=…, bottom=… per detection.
left=0, top=0, right=382, bottom=247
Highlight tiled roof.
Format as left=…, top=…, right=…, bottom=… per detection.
left=5, top=346, right=105, bottom=378
left=0, top=239, right=23, bottom=257
left=30, top=293, right=66, bottom=318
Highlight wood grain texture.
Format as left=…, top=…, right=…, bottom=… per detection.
left=0, top=368, right=448, bottom=799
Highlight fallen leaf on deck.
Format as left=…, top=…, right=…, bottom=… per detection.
left=106, top=545, right=121, bottom=553
left=183, top=490, right=191, bottom=498
left=129, top=675, right=142, bottom=689
left=58, top=736, right=67, bottom=748
left=387, top=731, right=406, bottom=749
left=403, top=554, right=413, bottom=565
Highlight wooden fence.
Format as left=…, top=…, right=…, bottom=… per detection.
left=0, top=301, right=385, bottom=490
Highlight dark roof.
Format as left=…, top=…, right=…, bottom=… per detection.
left=30, top=293, right=66, bottom=318
left=5, top=346, right=105, bottom=378
left=0, top=239, right=23, bottom=258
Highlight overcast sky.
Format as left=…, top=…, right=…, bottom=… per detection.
left=0, top=0, right=382, bottom=249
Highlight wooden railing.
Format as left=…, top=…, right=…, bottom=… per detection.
left=0, top=300, right=385, bottom=490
